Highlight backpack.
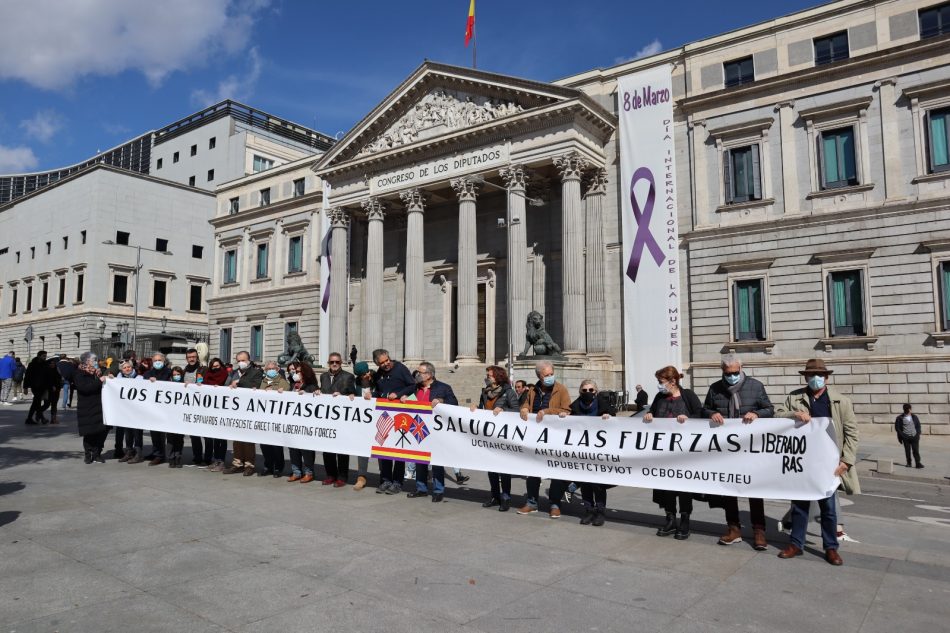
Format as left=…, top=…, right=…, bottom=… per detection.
left=13, top=365, right=25, bottom=382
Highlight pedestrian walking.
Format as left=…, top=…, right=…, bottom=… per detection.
left=896, top=404, right=924, bottom=469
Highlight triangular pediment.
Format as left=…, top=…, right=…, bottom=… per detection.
left=316, top=62, right=584, bottom=169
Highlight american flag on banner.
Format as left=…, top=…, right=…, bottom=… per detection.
left=375, top=411, right=394, bottom=445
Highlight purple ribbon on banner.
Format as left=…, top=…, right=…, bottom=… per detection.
left=626, top=166, right=664, bottom=283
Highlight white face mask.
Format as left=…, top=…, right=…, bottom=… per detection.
left=237, top=361, right=249, bottom=371
left=292, top=372, right=302, bottom=383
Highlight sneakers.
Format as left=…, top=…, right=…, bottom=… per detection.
left=718, top=524, right=743, bottom=545
left=516, top=504, right=538, bottom=515
left=385, top=482, right=402, bottom=495
left=376, top=482, right=390, bottom=494
left=456, top=473, right=470, bottom=485
left=354, top=475, right=367, bottom=491
left=549, top=506, right=561, bottom=519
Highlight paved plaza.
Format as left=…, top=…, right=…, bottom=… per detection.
left=2, top=402, right=949, bottom=632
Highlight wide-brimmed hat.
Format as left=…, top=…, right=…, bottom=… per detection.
left=798, top=358, right=833, bottom=375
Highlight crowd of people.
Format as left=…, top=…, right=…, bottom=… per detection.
left=5, top=346, right=878, bottom=566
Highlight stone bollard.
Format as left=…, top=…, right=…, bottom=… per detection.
left=876, top=459, right=893, bottom=474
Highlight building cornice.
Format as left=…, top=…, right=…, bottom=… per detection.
left=207, top=281, right=319, bottom=304
left=209, top=193, right=320, bottom=229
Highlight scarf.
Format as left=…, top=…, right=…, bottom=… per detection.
left=726, top=372, right=746, bottom=418
left=481, top=383, right=504, bottom=403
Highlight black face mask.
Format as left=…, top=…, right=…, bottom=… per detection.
left=580, top=392, right=595, bottom=404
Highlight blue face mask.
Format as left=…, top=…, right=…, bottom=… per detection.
left=265, top=369, right=279, bottom=379
left=807, top=375, right=825, bottom=391
left=171, top=375, right=181, bottom=382
left=542, top=375, right=556, bottom=387
left=153, top=361, right=164, bottom=370
left=723, top=372, right=741, bottom=386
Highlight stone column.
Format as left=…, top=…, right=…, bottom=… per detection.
left=451, top=177, right=480, bottom=364
left=876, top=78, right=902, bottom=201
left=400, top=189, right=426, bottom=363
left=500, top=165, right=529, bottom=362
left=688, top=118, right=708, bottom=226
left=328, top=207, right=350, bottom=356
left=361, top=198, right=385, bottom=353
left=554, top=152, right=588, bottom=358
left=584, top=168, right=610, bottom=359
left=776, top=101, right=798, bottom=215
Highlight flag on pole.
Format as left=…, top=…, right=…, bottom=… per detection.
left=464, top=0, right=475, bottom=47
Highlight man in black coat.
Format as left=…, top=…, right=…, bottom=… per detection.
left=24, top=350, right=51, bottom=425
left=371, top=348, right=416, bottom=494
left=701, top=354, right=774, bottom=550
left=896, top=403, right=924, bottom=469
left=319, top=352, right=359, bottom=485
left=405, top=361, right=458, bottom=503
left=143, top=352, right=173, bottom=465
left=634, top=384, right=649, bottom=412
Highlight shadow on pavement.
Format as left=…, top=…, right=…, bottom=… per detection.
left=0, top=417, right=83, bottom=470
left=0, top=511, right=21, bottom=527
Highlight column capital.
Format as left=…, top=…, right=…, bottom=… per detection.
left=583, top=168, right=609, bottom=197
left=360, top=197, right=386, bottom=221
left=328, top=207, right=351, bottom=229
left=774, top=100, right=796, bottom=112
left=499, top=164, right=530, bottom=190
left=400, top=188, right=427, bottom=214
left=554, top=152, right=588, bottom=182
left=450, top=177, right=479, bottom=202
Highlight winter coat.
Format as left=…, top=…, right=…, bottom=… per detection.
left=143, top=365, right=173, bottom=382
left=570, top=392, right=618, bottom=417
left=229, top=364, right=264, bottom=389
left=24, top=356, right=52, bottom=392
left=775, top=386, right=860, bottom=495
left=895, top=414, right=922, bottom=441
left=649, top=389, right=703, bottom=418
left=701, top=376, right=774, bottom=418
left=415, top=380, right=459, bottom=406
left=0, top=354, right=15, bottom=380
left=372, top=361, right=416, bottom=399
left=260, top=373, right=291, bottom=391
left=477, top=384, right=521, bottom=412
left=521, top=381, right=572, bottom=416
left=74, top=371, right=109, bottom=436
left=319, top=369, right=359, bottom=396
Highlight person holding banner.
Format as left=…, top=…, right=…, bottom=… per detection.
left=518, top=360, right=572, bottom=518
left=644, top=366, right=703, bottom=540
left=319, top=353, right=358, bottom=487
left=202, top=358, right=231, bottom=471
left=223, top=351, right=264, bottom=476
left=258, top=361, right=289, bottom=477
left=351, top=361, right=375, bottom=490
left=286, top=361, right=319, bottom=483
left=74, top=352, right=110, bottom=464
left=473, top=365, right=520, bottom=512
left=113, top=360, right=145, bottom=464
left=571, top=380, right=618, bottom=527
left=701, top=355, right=774, bottom=550
left=406, top=362, right=458, bottom=502
left=775, top=359, right=859, bottom=566
left=144, top=353, right=173, bottom=466
left=371, top=349, right=416, bottom=494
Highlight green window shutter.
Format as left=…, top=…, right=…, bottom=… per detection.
left=840, top=128, right=857, bottom=183
left=723, top=148, right=734, bottom=204
left=751, top=144, right=762, bottom=200
left=930, top=110, right=949, bottom=171
left=942, top=262, right=950, bottom=331
left=734, top=279, right=764, bottom=340
left=822, top=133, right=838, bottom=186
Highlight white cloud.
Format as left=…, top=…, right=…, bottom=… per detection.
left=191, top=47, right=263, bottom=107
left=0, top=0, right=270, bottom=90
left=19, top=109, right=64, bottom=143
left=614, top=39, right=664, bottom=65
left=0, top=145, right=39, bottom=173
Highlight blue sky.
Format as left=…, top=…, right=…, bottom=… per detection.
left=0, top=0, right=821, bottom=173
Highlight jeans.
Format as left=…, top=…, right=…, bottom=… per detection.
left=290, top=449, right=315, bottom=477
left=414, top=464, right=444, bottom=494
left=356, top=455, right=369, bottom=478
left=790, top=494, right=838, bottom=550
left=722, top=497, right=766, bottom=529
left=378, top=459, right=404, bottom=485
left=0, top=378, right=12, bottom=402
left=902, top=435, right=922, bottom=466
left=487, top=472, right=512, bottom=499
left=61, top=381, right=70, bottom=408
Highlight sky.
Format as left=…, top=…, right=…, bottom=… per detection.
left=0, top=0, right=823, bottom=174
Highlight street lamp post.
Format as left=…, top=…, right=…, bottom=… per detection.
left=103, top=240, right=173, bottom=355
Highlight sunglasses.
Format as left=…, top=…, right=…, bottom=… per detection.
left=328, top=360, right=341, bottom=365
left=723, top=371, right=740, bottom=377
left=581, top=388, right=596, bottom=393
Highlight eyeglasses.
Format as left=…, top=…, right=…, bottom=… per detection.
left=581, top=388, right=596, bottom=393
left=328, top=360, right=341, bottom=365
left=723, top=371, right=740, bottom=377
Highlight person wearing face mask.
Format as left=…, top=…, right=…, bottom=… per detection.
left=181, top=348, right=211, bottom=467
left=143, top=352, right=173, bottom=466
left=286, top=362, right=319, bottom=482
left=644, top=366, right=703, bottom=540
left=471, top=365, right=520, bottom=511
left=405, top=361, right=458, bottom=502
left=319, top=352, right=359, bottom=487
left=258, top=360, right=290, bottom=477
left=775, top=359, right=859, bottom=566
left=570, top=380, right=618, bottom=526
left=701, top=354, right=774, bottom=549
left=163, top=367, right=187, bottom=468
left=202, top=358, right=232, bottom=471
left=350, top=361, right=375, bottom=490
left=74, top=351, right=111, bottom=464
left=112, top=360, right=145, bottom=463
left=223, top=351, right=264, bottom=476
left=517, top=360, right=572, bottom=517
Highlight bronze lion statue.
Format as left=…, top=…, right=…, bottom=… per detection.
left=277, top=331, right=315, bottom=366
left=522, top=311, right=562, bottom=357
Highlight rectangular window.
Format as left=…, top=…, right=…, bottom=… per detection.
left=57, top=277, right=65, bottom=306
left=41, top=281, right=48, bottom=309
left=814, top=31, right=849, bottom=65
left=724, top=145, right=761, bottom=204
left=285, top=321, right=298, bottom=343
left=929, top=107, right=950, bottom=173
left=229, top=197, right=239, bottom=214
left=26, top=285, right=33, bottom=311
left=192, top=244, right=203, bottom=259
left=63, top=236, right=68, bottom=250
left=155, top=238, right=168, bottom=252
left=188, top=175, right=196, bottom=187
left=45, top=241, right=51, bottom=254
left=30, top=246, right=35, bottom=259
left=116, top=230, right=130, bottom=245
left=16, top=252, right=20, bottom=263
left=256, top=242, right=269, bottom=279
left=152, top=279, right=167, bottom=308
left=259, top=188, right=270, bottom=206
left=293, top=178, right=305, bottom=197
left=819, top=126, right=858, bottom=189
left=10, top=288, right=17, bottom=314
left=828, top=270, right=865, bottom=336
left=253, top=155, right=275, bottom=173
left=81, top=230, right=86, bottom=244
left=76, top=273, right=84, bottom=302
left=219, top=328, right=232, bottom=361
left=207, top=169, right=214, bottom=182
left=223, top=250, right=237, bottom=284
left=209, top=137, right=216, bottom=150
left=250, top=325, right=263, bottom=362
left=189, top=284, right=202, bottom=311
left=941, top=261, right=950, bottom=331
left=288, top=235, right=303, bottom=273
left=724, top=56, right=754, bottom=88
left=190, top=144, right=197, bottom=157
left=920, top=2, right=950, bottom=38
left=157, top=158, right=163, bottom=170
left=173, top=151, right=180, bottom=163
left=112, top=275, right=128, bottom=303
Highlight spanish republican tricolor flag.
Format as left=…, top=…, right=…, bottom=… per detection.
left=464, top=0, right=475, bottom=47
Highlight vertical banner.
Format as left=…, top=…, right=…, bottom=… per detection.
left=618, top=65, right=681, bottom=396
left=318, top=180, right=332, bottom=367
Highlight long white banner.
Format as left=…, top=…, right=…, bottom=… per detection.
left=618, top=65, right=681, bottom=396
left=102, top=381, right=842, bottom=500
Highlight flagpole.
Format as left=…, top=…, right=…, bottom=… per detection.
left=472, top=24, right=477, bottom=69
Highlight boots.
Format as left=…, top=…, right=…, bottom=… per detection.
left=93, top=449, right=105, bottom=464
left=83, top=448, right=93, bottom=464
left=674, top=513, right=691, bottom=540
left=657, top=512, right=678, bottom=536
left=580, top=506, right=596, bottom=525
left=591, top=507, right=606, bottom=527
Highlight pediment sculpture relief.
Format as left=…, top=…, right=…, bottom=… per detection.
left=357, top=89, right=525, bottom=157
